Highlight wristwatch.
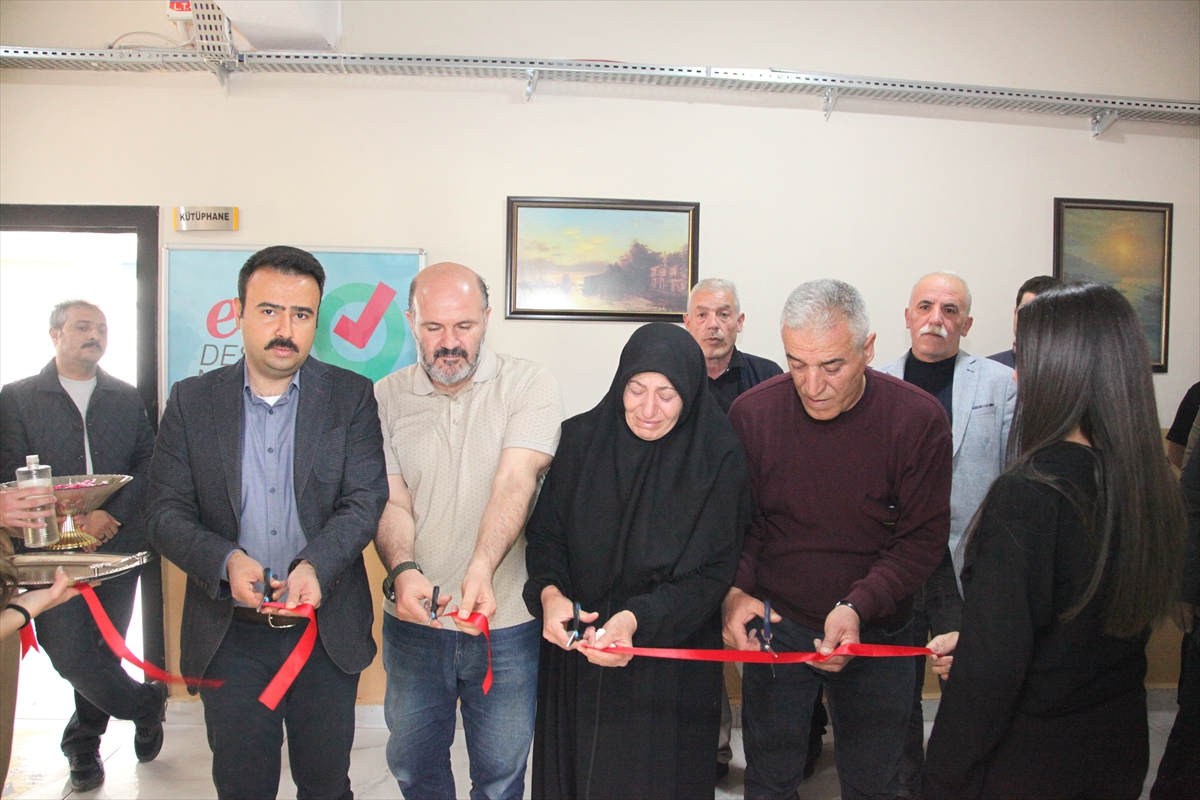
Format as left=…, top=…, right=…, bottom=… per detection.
left=834, top=599, right=860, bottom=618
left=382, top=561, right=422, bottom=602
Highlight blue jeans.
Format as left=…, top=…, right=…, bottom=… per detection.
left=383, top=615, right=539, bottom=800
left=742, top=614, right=914, bottom=800
left=34, top=568, right=163, bottom=757
left=200, top=618, right=359, bottom=800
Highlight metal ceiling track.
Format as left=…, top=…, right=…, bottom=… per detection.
left=2, top=46, right=1197, bottom=136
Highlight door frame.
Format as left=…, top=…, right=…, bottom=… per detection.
left=0, top=204, right=160, bottom=422
left=0, top=203, right=164, bottom=670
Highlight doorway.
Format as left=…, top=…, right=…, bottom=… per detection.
left=0, top=206, right=163, bottom=786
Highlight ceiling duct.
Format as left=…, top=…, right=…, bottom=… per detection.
left=216, top=0, right=340, bottom=51
left=1, top=45, right=1195, bottom=134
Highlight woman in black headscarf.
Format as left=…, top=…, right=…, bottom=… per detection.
left=524, top=322, right=752, bottom=800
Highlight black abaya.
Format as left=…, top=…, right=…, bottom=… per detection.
left=524, top=323, right=753, bottom=799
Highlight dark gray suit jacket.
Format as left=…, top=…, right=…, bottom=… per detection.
left=144, top=357, right=388, bottom=689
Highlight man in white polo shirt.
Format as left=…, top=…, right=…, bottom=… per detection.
left=374, top=262, right=563, bottom=800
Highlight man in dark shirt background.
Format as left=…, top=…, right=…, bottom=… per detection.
left=683, top=278, right=782, bottom=413
left=988, top=274, right=1060, bottom=368
left=1166, top=381, right=1200, bottom=470
left=682, top=277, right=787, bottom=780
left=724, top=278, right=952, bottom=800
left=1150, top=435, right=1200, bottom=798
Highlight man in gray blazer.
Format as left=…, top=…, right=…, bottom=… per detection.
left=877, top=271, right=1015, bottom=799
left=145, top=246, right=388, bottom=800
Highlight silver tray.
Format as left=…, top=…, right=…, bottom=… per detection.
left=13, top=551, right=151, bottom=587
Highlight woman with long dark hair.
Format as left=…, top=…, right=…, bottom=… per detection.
left=523, top=323, right=752, bottom=799
left=921, top=282, right=1187, bottom=799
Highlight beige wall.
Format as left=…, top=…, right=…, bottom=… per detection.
left=3, top=0, right=1198, bottom=702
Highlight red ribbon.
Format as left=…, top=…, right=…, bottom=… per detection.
left=256, top=601, right=317, bottom=710
left=72, top=581, right=492, bottom=702
left=76, top=583, right=223, bottom=688
left=252, top=605, right=493, bottom=707
left=583, top=642, right=934, bottom=663
left=19, top=624, right=38, bottom=657
left=472, top=612, right=493, bottom=694
left=445, top=611, right=493, bottom=694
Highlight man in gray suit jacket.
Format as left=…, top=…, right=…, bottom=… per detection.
left=145, top=246, right=388, bottom=800
left=877, top=271, right=1015, bottom=799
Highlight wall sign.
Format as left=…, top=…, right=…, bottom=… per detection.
left=162, top=244, right=423, bottom=407
left=174, top=206, right=239, bottom=231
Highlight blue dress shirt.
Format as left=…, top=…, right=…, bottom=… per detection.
left=221, top=367, right=308, bottom=603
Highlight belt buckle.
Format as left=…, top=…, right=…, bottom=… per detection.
left=267, top=613, right=291, bottom=629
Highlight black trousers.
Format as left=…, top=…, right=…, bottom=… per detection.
left=898, top=549, right=963, bottom=798
left=34, top=567, right=162, bottom=757
left=742, top=615, right=914, bottom=800
left=199, top=617, right=359, bottom=800
left=1151, top=628, right=1200, bottom=800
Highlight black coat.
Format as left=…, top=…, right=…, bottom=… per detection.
left=524, top=323, right=752, bottom=799
left=923, top=443, right=1151, bottom=799
left=1, top=359, right=155, bottom=552
left=735, top=348, right=784, bottom=397
left=144, top=356, right=388, bottom=688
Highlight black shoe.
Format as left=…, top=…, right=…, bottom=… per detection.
left=69, top=751, right=105, bottom=792
left=716, top=762, right=729, bottom=781
left=134, top=680, right=168, bottom=762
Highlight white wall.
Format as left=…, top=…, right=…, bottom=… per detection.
left=2, top=0, right=1197, bottom=421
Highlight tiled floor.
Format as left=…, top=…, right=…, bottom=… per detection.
left=5, top=648, right=1180, bottom=800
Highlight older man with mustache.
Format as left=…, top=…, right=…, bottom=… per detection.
left=877, top=271, right=1015, bottom=799
left=373, top=262, right=563, bottom=800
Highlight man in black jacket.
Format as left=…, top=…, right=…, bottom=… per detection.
left=987, top=275, right=1059, bottom=369
left=144, top=246, right=388, bottom=799
left=683, top=278, right=793, bottom=780
left=0, top=300, right=165, bottom=792
left=683, top=278, right=783, bottom=414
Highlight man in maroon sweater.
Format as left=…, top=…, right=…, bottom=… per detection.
left=724, top=278, right=952, bottom=800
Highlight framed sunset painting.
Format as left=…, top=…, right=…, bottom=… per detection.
left=506, top=197, right=699, bottom=321
left=1053, top=198, right=1173, bottom=372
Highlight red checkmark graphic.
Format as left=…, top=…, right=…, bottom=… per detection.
left=333, top=282, right=397, bottom=349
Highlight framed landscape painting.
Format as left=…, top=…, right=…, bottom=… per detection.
left=1053, top=198, right=1173, bottom=372
left=506, top=197, right=699, bottom=321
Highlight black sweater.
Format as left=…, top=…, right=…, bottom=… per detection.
left=922, top=442, right=1149, bottom=798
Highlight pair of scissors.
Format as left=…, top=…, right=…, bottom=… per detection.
left=565, top=602, right=582, bottom=648
left=425, top=586, right=440, bottom=624
left=761, top=597, right=776, bottom=677
left=257, top=568, right=276, bottom=612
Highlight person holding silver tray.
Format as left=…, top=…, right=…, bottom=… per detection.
left=1, top=534, right=79, bottom=789
left=1, top=546, right=78, bottom=637
left=0, top=299, right=166, bottom=793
